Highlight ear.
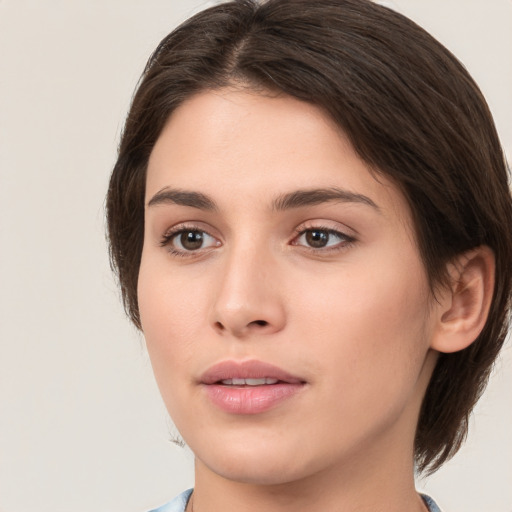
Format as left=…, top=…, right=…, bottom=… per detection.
left=430, top=246, right=495, bottom=354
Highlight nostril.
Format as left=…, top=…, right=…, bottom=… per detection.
left=214, top=321, right=225, bottom=331
left=251, top=320, right=268, bottom=327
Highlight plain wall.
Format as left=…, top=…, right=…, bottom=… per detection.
left=0, top=1, right=510, bottom=511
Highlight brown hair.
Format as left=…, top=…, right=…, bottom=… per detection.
left=106, top=0, right=512, bottom=474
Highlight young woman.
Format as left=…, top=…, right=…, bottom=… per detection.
left=106, top=1, right=512, bottom=510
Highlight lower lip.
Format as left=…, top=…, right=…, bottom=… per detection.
left=202, top=383, right=304, bottom=414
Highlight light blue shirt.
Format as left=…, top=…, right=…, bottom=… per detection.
left=148, top=489, right=193, bottom=512
left=149, top=489, right=442, bottom=511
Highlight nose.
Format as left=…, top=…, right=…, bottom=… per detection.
left=210, top=244, right=286, bottom=339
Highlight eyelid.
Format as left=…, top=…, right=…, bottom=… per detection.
left=291, top=219, right=356, bottom=238
left=161, top=222, right=203, bottom=242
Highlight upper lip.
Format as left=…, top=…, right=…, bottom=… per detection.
left=200, top=360, right=305, bottom=385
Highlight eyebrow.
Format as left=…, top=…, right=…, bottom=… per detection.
left=147, top=186, right=379, bottom=212
left=272, top=187, right=379, bottom=212
left=147, top=188, right=218, bottom=211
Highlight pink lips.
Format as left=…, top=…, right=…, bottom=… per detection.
left=200, top=360, right=305, bottom=415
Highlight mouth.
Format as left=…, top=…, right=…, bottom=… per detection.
left=200, top=360, right=306, bottom=415
left=218, top=377, right=280, bottom=386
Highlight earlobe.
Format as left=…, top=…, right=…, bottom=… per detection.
left=430, top=246, right=495, bottom=354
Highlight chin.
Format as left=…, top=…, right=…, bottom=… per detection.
left=203, top=455, right=312, bottom=486
left=189, top=429, right=327, bottom=486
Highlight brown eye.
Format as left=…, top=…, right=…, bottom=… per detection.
left=293, top=228, right=354, bottom=251
left=178, top=230, right=205, bottom=250
left=305, top=230, right=329, bottom=248
left=161, top=228, right=219, bottom=254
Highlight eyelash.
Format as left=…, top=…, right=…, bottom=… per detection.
left=159, top=223, right=356, bottom=258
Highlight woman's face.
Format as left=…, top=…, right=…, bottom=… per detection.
left=138, top=88, right=439, bottom=485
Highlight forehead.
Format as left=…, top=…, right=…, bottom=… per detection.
left=146, top=88, right=411, bottom=227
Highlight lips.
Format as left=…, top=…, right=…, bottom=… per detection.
left=200, top=360, right=306, bottom=414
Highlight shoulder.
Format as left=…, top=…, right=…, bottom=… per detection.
left=147, top=489, right=193, bottom=512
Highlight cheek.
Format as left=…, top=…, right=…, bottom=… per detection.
left=138, top=249, right=208, bottom=337
left=294, top=247, right=433, bottom=401
left=137, top=258, right=203, bottom=394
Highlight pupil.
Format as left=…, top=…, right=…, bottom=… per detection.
left=181, top=231, right=203, bottom=250
left=306, top=230, right=328, bottom=248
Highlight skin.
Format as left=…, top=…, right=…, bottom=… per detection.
left=138, top=88, right=451, bottom=512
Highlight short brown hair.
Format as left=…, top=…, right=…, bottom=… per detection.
left=106, top=0, right=512, bottom=474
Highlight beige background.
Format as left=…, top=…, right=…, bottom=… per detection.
left=0, top=1, right=510, bottom=511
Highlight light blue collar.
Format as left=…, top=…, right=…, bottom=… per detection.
left=149, top=489, right=442, bottom=512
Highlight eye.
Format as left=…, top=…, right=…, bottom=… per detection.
left=292, top=228, right=354, bottom=250
left=161, top=227, right=220, bottom=255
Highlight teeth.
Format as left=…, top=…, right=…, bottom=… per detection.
left=246, top=378, right=277, bottom=385
left=220, top=378, right=279, bottom=386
